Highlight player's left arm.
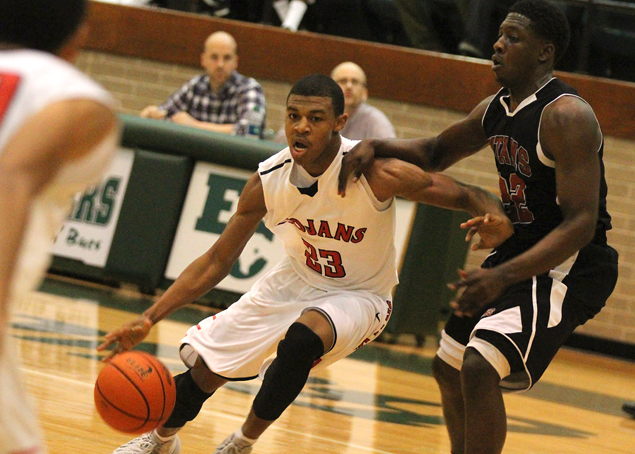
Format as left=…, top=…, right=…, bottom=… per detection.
left=450, top=96, right=603, bottom=316
left=365, top=158, right=512, bottom=250
left=97, top=173, right=268, bottom=358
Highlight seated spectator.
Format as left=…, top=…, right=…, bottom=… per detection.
left=331, top=61, right=396, bottom=139
left=274, top=61, right=395, bottom=143
left=140, top=31, right=266, bottom=137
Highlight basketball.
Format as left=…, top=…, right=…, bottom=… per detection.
left=94, top=351, right=177, bottom=434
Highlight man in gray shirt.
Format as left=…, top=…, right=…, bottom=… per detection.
left=331, top=61, right=396, bottom=140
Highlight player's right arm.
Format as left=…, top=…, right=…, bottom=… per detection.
left=366, top=158, right=513, bottom=251
left=97, top=172, right=268, bottom=359
left=0, top=99, right=118, bottom=354
left=338, top=97, right=493, bottom=196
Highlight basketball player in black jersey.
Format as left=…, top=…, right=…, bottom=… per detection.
left=338, top=1, right=619, bottom=453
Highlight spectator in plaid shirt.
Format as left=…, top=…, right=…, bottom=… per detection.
left=140, top=31, right=266, bottom=138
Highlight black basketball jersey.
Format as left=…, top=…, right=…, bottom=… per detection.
left=482, top=78, right=611, bottom=254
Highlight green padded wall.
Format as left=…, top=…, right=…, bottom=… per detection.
left=104, top=150, right=192, bottom=293
left=120, top=114, right=285, bottom=170
left=388, top=204, right=471, bottom=340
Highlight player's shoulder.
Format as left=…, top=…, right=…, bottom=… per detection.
left=543, top=93, right=599, bottom=130
left=1, top=49, right=114, bottom=107
left=340, top=136, right=361, bottom=154
left=1, top=49, right=70, bottom=78
left=258, top=147, right=293, bottom=176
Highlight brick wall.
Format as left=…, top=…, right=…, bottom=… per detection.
left=76, top=50, right=635, bottom=346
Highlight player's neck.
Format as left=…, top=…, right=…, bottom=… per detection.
left=508, top=72, right=553, bottom=111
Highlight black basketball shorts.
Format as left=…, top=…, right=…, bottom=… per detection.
left=436, top=241, right=618, bottom=391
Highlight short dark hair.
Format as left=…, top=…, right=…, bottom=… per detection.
left=509, top=0, right=570, bottom=64
left=288, top=74, right=345, bottom=117
left=0, top=0, right=87, bottom=53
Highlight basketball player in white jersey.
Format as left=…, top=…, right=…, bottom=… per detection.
left=0, top=1, right=120, bottom=453
left=99, top=74, right=511, bottom=454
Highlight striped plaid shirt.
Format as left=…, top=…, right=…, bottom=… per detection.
left=159, top=71, right=266, bottom=137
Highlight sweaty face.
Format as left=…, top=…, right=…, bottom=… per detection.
left=492, top=13, right=548, bottom=88
left=201, top=39, right=238, bottom=89
left=284, top=94, right=346, bottom=177
left=331, top=65, right=367, bottom=112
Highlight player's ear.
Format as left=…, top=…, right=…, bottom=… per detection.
left=334, top=113, right=348, bottom=132
left=538, top=41, right=555, bottom=64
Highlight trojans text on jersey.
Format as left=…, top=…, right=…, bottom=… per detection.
left=280, top=217, right=367, bottom=243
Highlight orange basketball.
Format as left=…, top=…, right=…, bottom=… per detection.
left=94, top=351, right=177, bottom=434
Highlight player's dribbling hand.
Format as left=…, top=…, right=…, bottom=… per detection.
left=338, top=140, right=375, bottom=197
left=97, top=316, right=153, bottom=361
left=462, top=213, right=513, bottom=251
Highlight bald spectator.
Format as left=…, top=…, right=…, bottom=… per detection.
left=141, top=31, right=266, bottom=137
left=274, top=61, right=395, bottom=142
left=332, top=61, right=396, bottom=139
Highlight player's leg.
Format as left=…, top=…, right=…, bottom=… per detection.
left=431, top=355, right=465, bottom=454
left=156, top=355, right=228, bottom=437
left=461, top=348, right=506, bottom=454
left=215, top=309, right=330, bottom=453
left=215, top=290, right=389, bottom=454
left=433, top=314, right=480, bottom=454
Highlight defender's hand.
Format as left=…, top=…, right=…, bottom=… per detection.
left=448, top=268, right=506, bottom=317
left=462, top=213, right=513, bottom=251
left=338, top=141, right=375, bottom=197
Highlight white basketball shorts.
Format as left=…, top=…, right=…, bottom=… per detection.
left=180, top=257, right=393, bottom=380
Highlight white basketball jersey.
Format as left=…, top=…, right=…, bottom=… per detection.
left=258, top=137, right=398, bottom=296
left=0, top=50, right=119, bottom=306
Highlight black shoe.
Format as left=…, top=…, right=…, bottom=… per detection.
left=622, top=401, right=635, bottom=417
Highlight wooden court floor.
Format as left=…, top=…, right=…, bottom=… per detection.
left=10, top=276, right=635, bottom=454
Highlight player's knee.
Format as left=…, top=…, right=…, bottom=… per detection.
left=277, top=322, right=325, bottom=367
left=460, top=348, right=499, bottom=390
left=432, top=354, right=460, bottom=390
left=252, top=322, right=324, bottom=421
left=162, top=369, right=214, bottom=428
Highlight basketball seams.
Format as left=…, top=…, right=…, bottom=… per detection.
left=108, top=359, right=153, bottom=426
left=95, top=381, right=164, bottom=423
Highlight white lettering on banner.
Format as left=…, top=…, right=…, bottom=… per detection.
left=165, top=162, right=417, bottom=294
left=50, top=148, right=135, bottom=267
